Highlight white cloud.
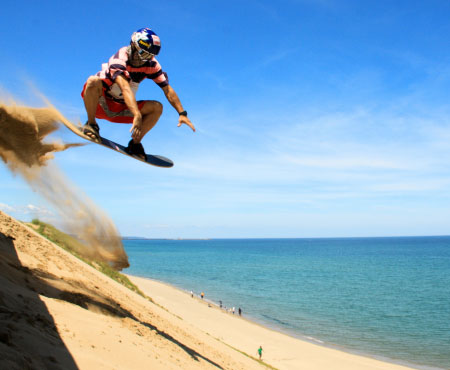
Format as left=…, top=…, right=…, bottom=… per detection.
left=0, top=203, right=16, bottom=213
left=0, top=203, right=53, bottom=218
left=281, top=155, right=407, bottom=170
left=151, top=101, right=450, bottom=218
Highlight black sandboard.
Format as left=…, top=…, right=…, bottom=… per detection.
left=60, top=119, right=173, bottom=168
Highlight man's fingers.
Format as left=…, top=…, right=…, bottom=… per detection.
left=186, top=121, right=196, bottom=132
left=178, top=119, right=196, bottom=132
left=130, top=125, right=139, bottom=140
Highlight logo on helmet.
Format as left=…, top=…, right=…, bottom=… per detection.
left=132, top=30, right=149, bottom=43
left=138, top=40, right=150, bottom=48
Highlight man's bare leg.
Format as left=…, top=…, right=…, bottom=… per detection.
left=82, top=76, right=103, bottom=140
left=133, top=100, right=163, bottom=143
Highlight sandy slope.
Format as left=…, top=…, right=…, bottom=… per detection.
left=0, top=210, right=264, bottom=370
left=0, top=210, right=415, bottom=370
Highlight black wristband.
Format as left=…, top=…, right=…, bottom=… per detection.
left=179, top=110, right=188, bottom=117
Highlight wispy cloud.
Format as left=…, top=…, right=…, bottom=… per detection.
left=0, top=203, right=53, bottom=218
left=0, top=203, right=15, bottom=213
left=167, top=98, right=450, bottom=208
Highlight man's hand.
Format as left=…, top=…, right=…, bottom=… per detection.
left=130, top=113, right=143, bottom=141
left=162, top=85, right=196, bottom=132
left=178, top=115, right=196, bottom=132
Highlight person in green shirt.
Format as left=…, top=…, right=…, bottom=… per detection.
left=257, top=346, right=263, bottom=360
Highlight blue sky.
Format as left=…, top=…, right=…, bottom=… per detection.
left=1, top=0, right=450, bottom=238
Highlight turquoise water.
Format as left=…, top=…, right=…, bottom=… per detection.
left=123, top=237, right=450, bottom=370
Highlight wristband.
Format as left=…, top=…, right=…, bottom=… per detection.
left=179, top=110, right=188, bottom=117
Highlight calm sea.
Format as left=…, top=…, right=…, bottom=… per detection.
left=123, top=237, right=450, bottom=370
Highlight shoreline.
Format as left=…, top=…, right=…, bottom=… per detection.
left=126, top=274, right=419, bottom=370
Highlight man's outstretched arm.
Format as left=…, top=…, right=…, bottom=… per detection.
left=162, top=85, right=195, bottom=132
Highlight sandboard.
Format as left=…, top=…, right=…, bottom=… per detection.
left=59, top=118, right=173, bottom=168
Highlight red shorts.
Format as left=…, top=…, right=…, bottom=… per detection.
left=81, top=83, right=145, bottom=124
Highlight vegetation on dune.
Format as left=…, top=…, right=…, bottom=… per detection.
left=29, top=218, right=146, bottom=298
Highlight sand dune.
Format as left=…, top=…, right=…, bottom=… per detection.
left=0, top=210, right=416, bottom=369
left=0, top=210, right=266, bottom=369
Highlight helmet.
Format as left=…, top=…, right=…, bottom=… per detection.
left=130, top=28, right=161, bottom=60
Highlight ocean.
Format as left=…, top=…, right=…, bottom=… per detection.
left=123, top=237, right=450, bottom=370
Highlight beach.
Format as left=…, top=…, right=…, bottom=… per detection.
left=0, top=210, right=416, bottom=369
left=128, top=276, right=416, bottom=370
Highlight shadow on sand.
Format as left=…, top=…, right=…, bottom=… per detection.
left=0, top=231, right=78, bottom=369
left=0, top=230, right=224, bottom=369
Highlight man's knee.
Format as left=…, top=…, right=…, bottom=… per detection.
left=154, top=101, right=163, bottom=116
left=143, top=100, right=163, bottom=116
left=85, top=76, right=102, bottom=95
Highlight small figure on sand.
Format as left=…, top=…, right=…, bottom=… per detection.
left=201, top=291, right=204, bottom=300
left=190, top=290, right=193, bottom=298
left=258, top=346, right=263, bottom=360
left=238, top=307, right=242, bottom=316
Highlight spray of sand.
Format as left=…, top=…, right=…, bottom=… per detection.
left=0, top=102, right=129, bottom=270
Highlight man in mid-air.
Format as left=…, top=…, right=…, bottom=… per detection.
left=81, top=27, right=195, bottom=158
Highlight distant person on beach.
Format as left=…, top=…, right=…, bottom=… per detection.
left=238, top=307, right=242, bottom=316
left=190, top=290, right=193, bottom=298
left=81, top=27, right=195, bottom=158
left=258, top=346, right=263, bottom=360
left=219, top=300, right=222, bottom=308
left=201, top=292, right=204, bottom=300
left=232, top=306, right=235, bottom=314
